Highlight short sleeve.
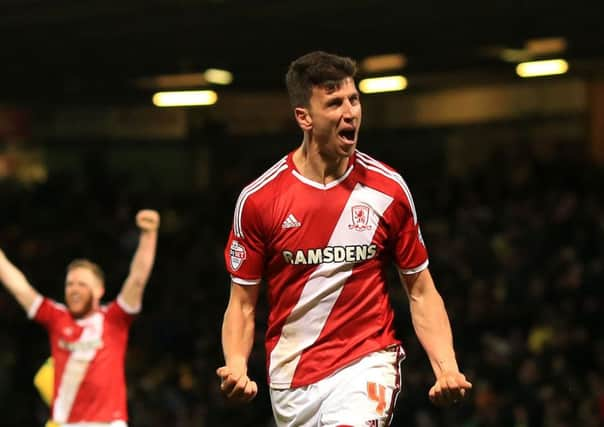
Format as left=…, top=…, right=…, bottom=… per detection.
left=224, top=195, right=266, bottom=285
left=105, top=300, right=136, bottom=329
left=30, top=297, right=68, bottom=330
left=391, top=186, right=429, bottom=274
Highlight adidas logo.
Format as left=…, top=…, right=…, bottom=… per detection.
left=281, top=213, right=301, bottom=229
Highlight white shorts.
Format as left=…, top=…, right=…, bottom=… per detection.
left=270, top=346, right=405, bottom=427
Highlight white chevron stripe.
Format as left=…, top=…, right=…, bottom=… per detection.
left=269, top=183, right=393, bottom=388
left=53, top=313, right=104, bottom=423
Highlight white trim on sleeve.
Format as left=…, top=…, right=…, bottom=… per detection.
left=398, top=259, right=429, bottom=275
left=27, top=295, right=44, bottom=319
left=231, top=275, right=261, bottom=286
left=117, top=296, right=141, bottom=315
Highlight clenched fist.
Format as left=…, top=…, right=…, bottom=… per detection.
left=136, top=210, right=160, bottom=232
left=216, top=366, right=258, bottom=404
left=429, top=371, right=472, bottom=406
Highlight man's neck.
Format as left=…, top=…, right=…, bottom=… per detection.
left=293, top=138, right=350, bottom=185
left=70, top=304, right=100, bottom=320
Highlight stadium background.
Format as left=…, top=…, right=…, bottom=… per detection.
left=1, top=2, right=603, bottom=426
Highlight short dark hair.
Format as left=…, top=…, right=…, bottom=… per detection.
left=285, top=51, right=357, bottom=108
left=67, top=258, right=105, bottom=286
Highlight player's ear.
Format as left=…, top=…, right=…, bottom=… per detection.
left=93, top=283, right=105, bottom=301
left=294, top=107, right=312, bottom=131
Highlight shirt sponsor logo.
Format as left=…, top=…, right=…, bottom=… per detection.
left=58, top=338, right=103, bottom=352
left=229, top=240, right=247, bottom=271
left=282, top=244, right=377, bottom=265
left=349, top=204, right=372, bottom=231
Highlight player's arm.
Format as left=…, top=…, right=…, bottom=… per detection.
left=216, top=281, right=259, bottom=403
left=400, top=268, right=472, bottom=406
left=0, top=248, right=41, bottom=312
left=118, top=210, right=160, bottom=311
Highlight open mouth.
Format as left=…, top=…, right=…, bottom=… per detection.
left=338, top=129, right=356, bottom=143
left=68, top=294, right=81, bottom=303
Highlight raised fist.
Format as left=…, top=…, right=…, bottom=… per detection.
left=136, top=210, right=160, bottom=231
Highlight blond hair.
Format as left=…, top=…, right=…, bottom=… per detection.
left=66, top=259, right=105, bottom=286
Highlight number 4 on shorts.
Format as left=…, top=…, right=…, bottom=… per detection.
left=366, top=382, right=386, bottom=415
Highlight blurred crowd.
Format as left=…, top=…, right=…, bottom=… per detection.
left=0, top=134, right=602, bottom=427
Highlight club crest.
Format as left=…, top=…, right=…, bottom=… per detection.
left=349, top=204, right=372, bottom=231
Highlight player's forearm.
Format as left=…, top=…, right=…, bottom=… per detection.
left=118, top=230, right=158, bottom=310
left=410, top=287, right=459, bottom=378
left=0, top=250, right=40, bottom=311
left=222, top=303, right=255, bottom=373
left=128, top=230, right=157, bottom=286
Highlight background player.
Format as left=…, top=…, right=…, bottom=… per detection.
left=0, top=209, right=160, bottom=427
left=217, top=51, right=471, bottom=426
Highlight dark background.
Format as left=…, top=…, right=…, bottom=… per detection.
left=1, top=2, right=603, bottom=426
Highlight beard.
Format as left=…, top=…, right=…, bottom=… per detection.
left=67, top=294, right=94, bottom=318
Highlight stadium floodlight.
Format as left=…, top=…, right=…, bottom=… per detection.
left=359, top=76, right=408, bottom=94
left=152, top=90, right=218, bottom=107
left=203, top=68, right=233, bottom=85
left=361, top=53, right=407, bottom=73
left=516, top=59, right=569, bottom=78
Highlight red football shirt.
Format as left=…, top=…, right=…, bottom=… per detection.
left=225, top=150, right=429, bottom=389
left=29, top=296, right=137, bottom=423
